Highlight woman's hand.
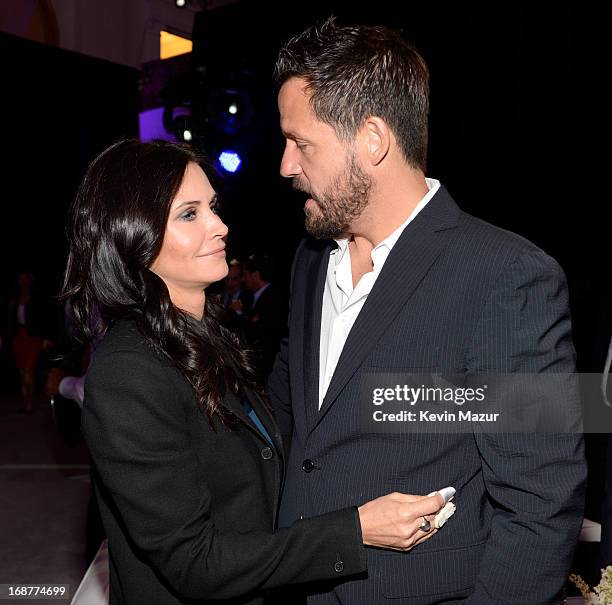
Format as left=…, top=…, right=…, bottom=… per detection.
left=358, top=489, right=451, bottom=551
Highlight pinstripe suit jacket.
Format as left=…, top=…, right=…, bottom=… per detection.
left=268, top=185, right=587, bottom=604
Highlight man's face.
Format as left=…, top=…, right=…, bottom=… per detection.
left=278, top=77, right=371, bottom=239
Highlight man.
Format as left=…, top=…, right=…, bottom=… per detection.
left=268, top=18, right=586, bottom=604
left=243, top=254, right=285, bottom=382
left=219, top=258, right=253, bottom=339
left=221, top=258, right=252, bottom=314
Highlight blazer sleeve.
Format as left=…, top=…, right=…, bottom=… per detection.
left=83, top=346, right=366, bottom=602
left=465, top=250, right=587, bottom=604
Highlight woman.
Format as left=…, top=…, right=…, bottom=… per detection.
left=63, top=139, right=449, bottom=605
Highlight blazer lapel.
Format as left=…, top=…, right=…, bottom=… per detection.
left=303, top=241, right=336, bottom=431
left=223, top=391, right=258, bottom=432
left=244, top=386, right=285, bottom=467
left=315, top=187, right=460, bottom=427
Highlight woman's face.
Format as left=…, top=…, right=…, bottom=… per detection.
left=150, top=162, right=228, bottom=293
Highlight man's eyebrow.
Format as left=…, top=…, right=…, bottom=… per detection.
left=282, top=130, right=310, bottom=143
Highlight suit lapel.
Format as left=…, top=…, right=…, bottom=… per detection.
left=303, top=242, right=335, bottom=431
left=314, top=187, right=459, bottom=428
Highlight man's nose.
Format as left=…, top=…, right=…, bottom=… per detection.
left=280, top=143, right=302, bottom=178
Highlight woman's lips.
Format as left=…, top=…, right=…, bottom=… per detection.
left=199, top=247, right=226, bottom=257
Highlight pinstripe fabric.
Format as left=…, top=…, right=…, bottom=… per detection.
left=267, top=186, right=586, bottom=604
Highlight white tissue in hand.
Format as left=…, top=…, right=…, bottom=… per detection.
left=434, top=502, right=456, bottom=529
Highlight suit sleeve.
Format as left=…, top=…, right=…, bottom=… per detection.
left=465, top=250, right=587, bottom=604
left=83, top=348, right=366, bottom=602
left=268, top=239, right=306, bottom=443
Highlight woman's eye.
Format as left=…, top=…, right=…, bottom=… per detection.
left=180, top=209, right=197, bottom=221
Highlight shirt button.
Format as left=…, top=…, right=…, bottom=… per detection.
left=334, top=560, right=344, bottom=573
left=260, top=447, right=273, bottom=460
left=302, top=459, right=315, bottom=473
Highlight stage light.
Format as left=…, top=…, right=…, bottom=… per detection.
left=218, top=151, right=242, bottom=173
left=172, top=113, right=193, bottom=143
left=175, top=0, right=186, bottom=7
left=206, top=88, right=253, bottom=135
left=162, top=106, right=194, bottom=144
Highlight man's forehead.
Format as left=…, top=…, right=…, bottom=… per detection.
left=279, top=78, right=311, bottom=119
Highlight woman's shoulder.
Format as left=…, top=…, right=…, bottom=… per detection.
left=97, top=317, right=147, bottom=353
left=87, top=318, right=186, bottom=391
left=91, top=318, right=165, bottom=373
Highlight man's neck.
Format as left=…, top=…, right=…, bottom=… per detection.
left=351, top=170, right=429, bottom=248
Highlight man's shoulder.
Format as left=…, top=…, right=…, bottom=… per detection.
left=415, top=184, right=550, bottom=276
left=426, top=187, right=541, bottom=255
left=456, top=211, right=563, bottom=277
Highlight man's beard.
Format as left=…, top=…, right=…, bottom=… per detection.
left=295, top=153, right=372, bottom=240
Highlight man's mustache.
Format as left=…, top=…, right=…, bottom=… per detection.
left=292, top=179, right=309, bottom=195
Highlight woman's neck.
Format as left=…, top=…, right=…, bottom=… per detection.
left=169, top=287, right=206, bottom=320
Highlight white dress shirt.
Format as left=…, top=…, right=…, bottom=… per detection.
left=318, top=178, right=441, bottom=407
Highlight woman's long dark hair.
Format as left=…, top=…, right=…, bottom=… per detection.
left=62, top=138, right=255, bottom=424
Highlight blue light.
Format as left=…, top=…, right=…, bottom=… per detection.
left=218, top=151, right=242, bottom=173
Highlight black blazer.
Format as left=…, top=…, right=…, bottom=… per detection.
left=268, top=185, right=587, bottom=604
left=82, top=319, right=366, bottom=605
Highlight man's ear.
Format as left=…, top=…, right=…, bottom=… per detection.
left=362, top=117, right=390, bottom=166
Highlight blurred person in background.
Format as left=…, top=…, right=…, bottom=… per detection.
left=2, top=270, right=53, bottom=412
left=243, top=253, right=286, bottom=384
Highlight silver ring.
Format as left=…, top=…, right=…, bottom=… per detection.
left=419, top=517, right=431, bottom=532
